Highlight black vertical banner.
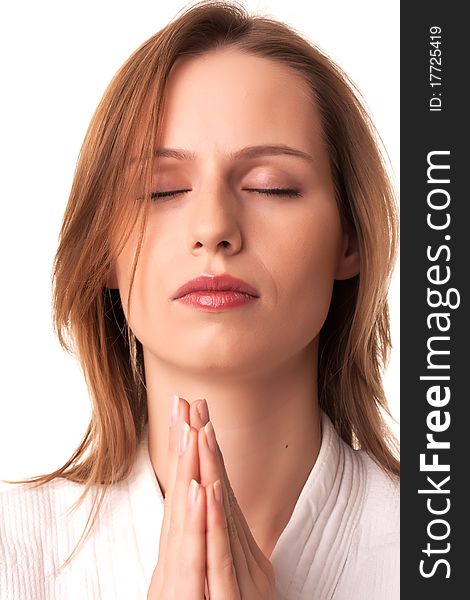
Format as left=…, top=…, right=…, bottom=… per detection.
left=401, top=2, right=468, bottom=597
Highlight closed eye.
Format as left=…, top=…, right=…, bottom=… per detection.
left=151, top=189, right=190, bottom=199
left=150, top=188, right=301, bottom=200
left=245, top=188, right=302, bottom=197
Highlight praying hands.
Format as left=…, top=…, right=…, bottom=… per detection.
left=147, top=395, right=277, bottom=599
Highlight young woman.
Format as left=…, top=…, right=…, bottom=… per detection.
left=0, top=1, right=399, bottom=598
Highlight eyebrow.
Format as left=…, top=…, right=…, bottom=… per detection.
left=130, top=144, right=315, bottom=165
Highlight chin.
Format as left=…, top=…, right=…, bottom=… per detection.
left=182, top=348, right=257, bottom=373
left=157, top=344, right=266, bottom=378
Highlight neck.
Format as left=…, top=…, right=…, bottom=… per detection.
left=145, top=339, right=322, bottom=557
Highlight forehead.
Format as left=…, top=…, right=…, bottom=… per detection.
left=155, top=48, right=324, bottom=157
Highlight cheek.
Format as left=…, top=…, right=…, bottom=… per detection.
left=121, top=227, right=178, bottom=345
left=269, top=209, right=342, bottom=338
left=273, top=203, right=342, bottom=283
left=113, top=229, right=156, bottom=327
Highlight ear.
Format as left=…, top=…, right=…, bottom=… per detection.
left=334, top=227, right=360, bottom=280
left=106, top=264, right=119, bottom=289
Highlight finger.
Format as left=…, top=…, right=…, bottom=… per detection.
left=201, top=418, right=270, bottom=585
left=218, top=449, right=271, bottom=565
left=167, top=395, right=191, bottom=498
left=158, top=396, right=198, bottom=574
left=204, top=436, right=275, bottom=597
left=174, top=477, right=206, bottom=598
left=187, top=401, right=211, bottom=600
left=190, top=397, right=210, bottom=430
left=198, top=421, right=222, bottom=491
left=205, top=480, right=241, bottom=600
left=166, top=424, right=202, bottom=579
left=199, top=421, right=251, bottom=588
left=158, top=395, right=188, bottom=549
left=213, top=431, right=271, bottom=567
left=199, top=419, right=249, bottom=557
left=227, top=495, right=277, bottom=594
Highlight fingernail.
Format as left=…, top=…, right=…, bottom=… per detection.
left=179, top=421, right=190, bottom=454
left=204, top=420, right=217, bottom=453
left=196, top=399, right=209, bottom=426
left=170, top=393, right=179, bottom=426
left=188, top=479, right=199, bottom=507
left=213, top=479, right=223, bottom=505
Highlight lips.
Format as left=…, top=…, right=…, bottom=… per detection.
left=173, top=273, right=259, bottom=300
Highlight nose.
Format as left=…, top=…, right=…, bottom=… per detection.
left=188, top=183, right=242, bottom=256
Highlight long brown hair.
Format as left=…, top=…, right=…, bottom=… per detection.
left=4, top=0, right=399, bottom=569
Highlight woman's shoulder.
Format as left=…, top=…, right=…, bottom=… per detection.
left=1, top=477, right=69, bottom=513
left=354, top=449, right=400, bottom=545
left=0, top=476, right=85, bottom=513
left=331, top=448, right=399, bottom=599
left=0, top=478, right=88, bottom=564
left=0, top=469, right=155, bottom=599
left=321, top=412, right=399, bottom=543
left=338, top=446, right=400, bottom=551
left=345, top=450, right=400, bottom=598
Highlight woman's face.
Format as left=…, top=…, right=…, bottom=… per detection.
left=111, top=48, right=358, bottom=377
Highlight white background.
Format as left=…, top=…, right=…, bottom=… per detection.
left=0, top=0, right=399, bottom=487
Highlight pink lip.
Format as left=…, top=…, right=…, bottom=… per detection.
left=173, top=273, right=260, bottom=300
left=177, top=290, right=257, bottom=310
